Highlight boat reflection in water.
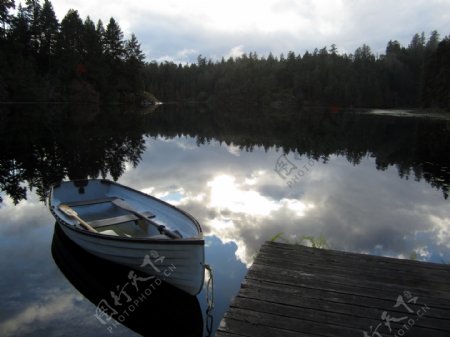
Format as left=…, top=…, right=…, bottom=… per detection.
left=51, top=224, right=203, bottom=337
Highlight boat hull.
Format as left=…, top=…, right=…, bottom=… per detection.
left=58, top=223, right=205, bottom=295
left=51, top=224, right=204, bottom=337
left=49, top=179, right=205, bottom=296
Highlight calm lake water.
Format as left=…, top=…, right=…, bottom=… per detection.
left=0, top=104, right=449, bottom=336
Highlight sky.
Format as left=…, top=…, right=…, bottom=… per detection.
left=48, top=0, right=450, bottom=63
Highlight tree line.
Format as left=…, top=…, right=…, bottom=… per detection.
left=145, top=105, right=450, bottom=200
left=0, top=103, right=147, bottom=204
left=1, top=0, right=449, bottom=109
left=1, top=103, right=449, bottom=204
left=0, top=0, right=146, bottom=103
left=145, top=32, right=450, bottom=110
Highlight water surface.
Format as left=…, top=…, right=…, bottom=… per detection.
left=0, top=104, right=449, bottom=336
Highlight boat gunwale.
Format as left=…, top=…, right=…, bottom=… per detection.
left=49, top=179, right=204, bottom=245
left=56, top=222, right=205, bottom=245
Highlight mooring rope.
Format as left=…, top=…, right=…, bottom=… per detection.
left=204, top=264, right=214, bottom=336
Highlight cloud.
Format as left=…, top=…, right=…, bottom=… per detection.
left=226, top=45, right=245, bottom=59
left=50, top=0, right=450, bottom=63
left=0, top=193, right=53, bottom=236
left=0, top=293, right=77, bottom=336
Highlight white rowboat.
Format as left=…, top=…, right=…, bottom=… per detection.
left=48, top=179, right=205, bottom=295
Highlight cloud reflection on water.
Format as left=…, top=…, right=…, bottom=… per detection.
left=118, top=135, right=450, bottom=267
left=0, top=123, right=449, bottom=336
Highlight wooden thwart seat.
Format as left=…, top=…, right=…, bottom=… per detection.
left=89, top=211, right=155, bottom=228
left=62, top=197, right=157, bottom=229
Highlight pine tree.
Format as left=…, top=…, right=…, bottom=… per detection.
left=59, top=9, right=83, bottom=54
left=0, top=0, right=15, bottom=39
left=329, top=44, right=338, bottom=55
left=95, top=19, right=105, bottom=51
left=423, top=37, right=450, bottom=109
left=426, top=30, right=440, bottom=52
left=386, top=40, right=402, bottom=55
left=80, top=16, right=106, bottom=90
left=354, top=44, right=374, bottom=61
left=104, top=17, right=124, bottom=61
left=9, top=3, right=31, bottom=51
left=124, top=33, right=145, bottom=94
left=125, top=33, right=144, bottom=63
left=39, top=0, right=58, bottom=67
left=25, top=0, right=41, bottom=52
left=82, top=16, right=102, bottom=58
left=58, top=9, right=84, bottom=81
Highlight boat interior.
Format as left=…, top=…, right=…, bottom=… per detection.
left=61, top=197, right=176, bottom=239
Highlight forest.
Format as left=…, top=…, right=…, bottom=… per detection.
left=146, top=33, right=450, bottom=110
left=0, top=0, right=449, bottom=109
left=0, top=0, right=146, bottom=103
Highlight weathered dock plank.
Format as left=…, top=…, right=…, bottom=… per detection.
left=216, top=241, right=450, bottom=337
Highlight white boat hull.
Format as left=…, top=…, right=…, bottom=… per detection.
left=49, top=179, right=205, bottom=295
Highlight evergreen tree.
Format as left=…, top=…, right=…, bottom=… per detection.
left=422, top=37, right=450, bottom=109
left=25, top=0, right=41, bottom=53
left=426, top=30, right=440, bottom=52
left=38, top=0, right=58, bottom=70
left=9, top=3, right=31, bottom=52
left=57, top=8, right=85, bottom=86
left=0, top=0, right=15, bottom=40
left=80, top=16, right=104, bottom=87
left=386, top=40, right=402, bottom=55
left=59, top=9, right=83, bottom=54
left=95, top=19, right=105, bottom=51
left=125, top=33, right=144, bottom=63
left=82, top=16, right=102, bottom=57
left=409, top=32, right=425, bottom=50
left=123, top=33, right=145, bottom=96
left=104, top=17, right=124, bottom=61
left=329, top=44, right=338, bottom=55
left=354, top=44, right=374, bottom=61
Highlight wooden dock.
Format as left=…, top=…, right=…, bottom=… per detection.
left=216, top=241, right=450, bottom=337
